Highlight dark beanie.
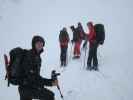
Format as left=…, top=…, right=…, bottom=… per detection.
left=87, top=21, right=93, bottom=26
left=32, top=35, right=45, bottom=49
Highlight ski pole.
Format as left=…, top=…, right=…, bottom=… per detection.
left=83, top=44, right=87, bottom=69
left=57, top=84, right=64, bottom=99
left=66, top=50, right=68, bottom=66
left=51, top=70, right=64, bottom=99
left=69, top=42, right=73, bottom=61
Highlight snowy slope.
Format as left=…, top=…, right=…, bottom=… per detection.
left=0, top=0, right=133, bottom=100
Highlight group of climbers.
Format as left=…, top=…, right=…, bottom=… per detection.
left=59, top=21, right=105, bottom=71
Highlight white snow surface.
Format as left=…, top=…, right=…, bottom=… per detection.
left=0, top=0, right=133, bottom=100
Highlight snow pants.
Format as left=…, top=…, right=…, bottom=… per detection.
left=74, top=41, right=81, bottom=57
left=60, top=46, right=68, bottom=66
left=87, top=42, right=98, bottom=68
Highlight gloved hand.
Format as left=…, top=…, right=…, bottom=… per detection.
left=71, top=40, right=75, bottom=44
left=99, top=41, right=104, bottom=45
left=52, top=79, right=58, bottom=86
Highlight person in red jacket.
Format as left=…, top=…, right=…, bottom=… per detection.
left=87, top=22, right=98, bottom=70
left=59, top=27, right=70, bottom=66
left=70, top=25, right=82, bottom=59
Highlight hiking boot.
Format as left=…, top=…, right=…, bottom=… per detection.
left=86, top=65, right=92, bottom=71
left=92, top=66, right=98, bottom=71
left=73, top=56, right=80, bottom=59
left=64, top=61, right=67, bottom=66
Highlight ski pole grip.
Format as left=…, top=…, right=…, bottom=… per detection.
left=51, top=70, right=60, bottom=80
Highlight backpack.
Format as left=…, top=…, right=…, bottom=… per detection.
left=59, top=30, right=69, bottom=43
left=4, top=47, right=27, bottom=86
left=94, top=24, right=105, bottom=45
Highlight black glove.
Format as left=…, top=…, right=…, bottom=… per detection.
left=71, top=40, right=74, bottom=44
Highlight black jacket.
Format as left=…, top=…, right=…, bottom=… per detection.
left=72, top=28, right=81, bottom=42
left=20, top=49, right=53, bottom=89
left=59, top=30, right=69, bottom=43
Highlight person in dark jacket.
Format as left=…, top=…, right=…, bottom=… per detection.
left=70, top=25, right=82, bottom=58
left=86, top=22, right=99, bottom=71
left=18, top=35, right=58, bottom=100
left=77, top=22, right=86, bottom=40
left=59, top=27, right=70, bottom=66
left=77, top=22, right=88, bottom=50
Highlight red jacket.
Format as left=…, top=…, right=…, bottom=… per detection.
left=87, top=23, right=96, bottom=47
left=60, top=37, right=69, bottom=48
